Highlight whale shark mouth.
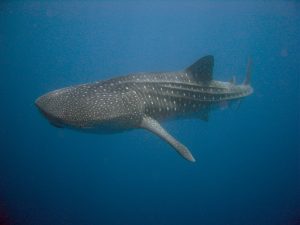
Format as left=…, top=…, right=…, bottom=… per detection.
left=35, top=101, right=64, bottom=128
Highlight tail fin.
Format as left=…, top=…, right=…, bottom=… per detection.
left=243, top=58, right=252, bottom=85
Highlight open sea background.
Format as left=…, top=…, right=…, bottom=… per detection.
left=0, top=1, right=299, bottom=225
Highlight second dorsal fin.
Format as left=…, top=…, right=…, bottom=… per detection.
left=185, top=55, right=214, bottom=82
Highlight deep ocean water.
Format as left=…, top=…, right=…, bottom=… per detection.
left=0, top=1, right=299, bottom=225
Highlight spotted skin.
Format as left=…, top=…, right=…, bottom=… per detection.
left=35, top=55, right=253, bottom=162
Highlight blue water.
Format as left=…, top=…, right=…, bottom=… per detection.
left=0, top=1, right=299, bottom=225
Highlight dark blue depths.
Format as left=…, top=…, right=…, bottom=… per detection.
left=0, top=1, right=299, bottom=225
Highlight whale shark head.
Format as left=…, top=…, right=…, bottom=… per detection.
left=35, top=84, right=142, bottom=131
left=35, top=87, right=74, bottom=128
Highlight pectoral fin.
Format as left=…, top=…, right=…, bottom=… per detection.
left=140, top=116, right=196, bottom=162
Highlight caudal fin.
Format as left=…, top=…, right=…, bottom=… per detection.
left=243, top=58, right=252, bottom=85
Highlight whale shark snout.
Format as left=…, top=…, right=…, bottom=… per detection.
left=35, top=93, right=66, bottom=128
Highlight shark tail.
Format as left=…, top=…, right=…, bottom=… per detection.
left=243, top=58, right=252, bottom=85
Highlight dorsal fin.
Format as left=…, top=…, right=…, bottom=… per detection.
left=229, top=76, right=236, bottom=84
left=185, top=55, right=214, bottom=82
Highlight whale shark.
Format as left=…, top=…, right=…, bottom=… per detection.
left=35, top=55, right=253, bottom=162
